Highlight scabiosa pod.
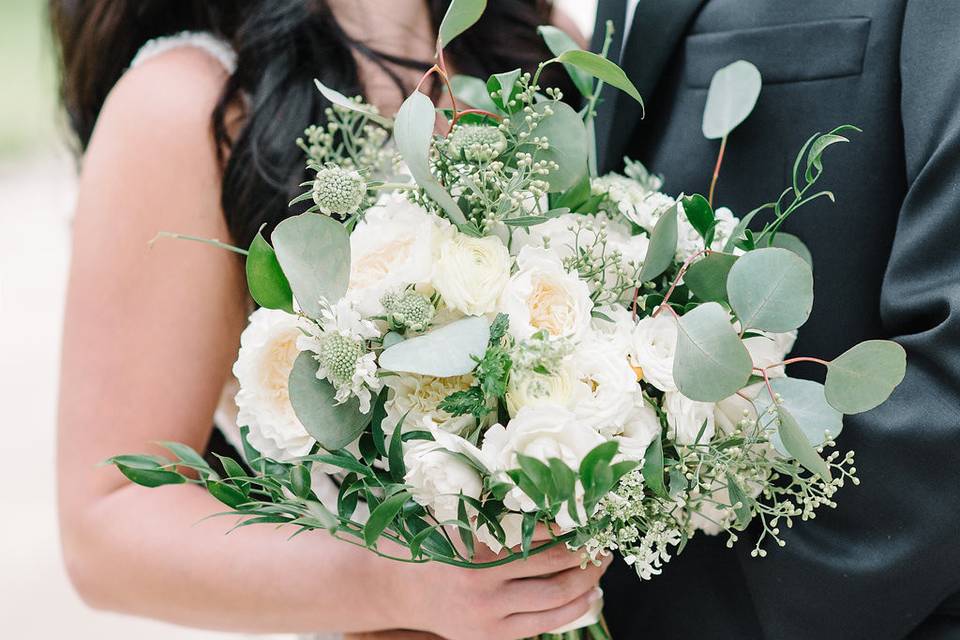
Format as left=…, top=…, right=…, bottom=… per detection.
left=311, top=166, right=367, bottom=216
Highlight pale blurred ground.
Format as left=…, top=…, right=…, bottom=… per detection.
left=0, top=1, right=595, bottom=637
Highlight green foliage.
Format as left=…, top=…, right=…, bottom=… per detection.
left=314, top=79, right=393, bottom=128
left=379, top=315, right=490, bottom=377
left=777, top=406, right=831, bottom=480
left=702, top=60, right=762, bottom=140
left=438, top=0, right=488, bottom=49
left=681, top=194, right=716, bottom=246
left=450, top=75, right=500, bottom=113
left=642, top=436, right=668, bottom=499
left=438, top=386, right=487, bottom=420
left=537, top=26, right=593, bottom=97
left=674, top=302, right=753, bottom=402
left=108, top=454, right=187, bottom=488
left=757, top=378, right=844, bottom=452
left=638, top=203, right=679, bottom=282
left=272, top=213, right=351, bottom=318
left=684, top=252, right=738, bottom=303
left=487, top=69, right=522, bottom=114
left=245, top=230, right=294, bottom=313
left=767, top=232, right=813, bottom=266
left=288, top=352, right=369, bottom=450
left=515, top=101, right=589, bottom=192
left=825, top=340, right=906, bottom=413
left=553, top=50, right=644, bottom=107
left=488, top=313, right=510, bottom=344
left=727, top=247, right=813, bottom=332
left=363, top=490, right=412, bottom=547
left=395, top=91, right=467, bottom=224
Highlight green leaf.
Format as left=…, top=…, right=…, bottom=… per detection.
left=288, top=352, right=369, bottom=450
left=395, top=91, right=467, bottom=225
left=517, top=454, right=557, bottom=501
left=684, top=252, right=739, bottom=303
left=457, top=496, right=475, bottom=560
left=756, top=378, right=844, bottom=452
left=315, top=80, right=393, bottom=128
left=450, top=75, right=499, bottom=113
left=379, top=315, right=490, bottom=377
left=681, top=194, right=716, bottom=246
left=548, top=458, right=578, bottom=519
left=674, top=302, right=753, bottom=402
left=767, top=232, right=813, bottom=267
left=364, top=490, right=411, bottom=547
left=513, top=101, right=588, bottom=192
left=724, top=473, right=753, bottom=529
left=214, top=453, right=247, bottom=481
left=245, top=231, right=294, bottom=313
left=579, top=441, right=618, bottom=494
left=382, top=332, right=405, bottom=349
left=370, top=388, right=388, bottom=457
left=554, top=50, right=644, bottom=107
left=438, top=0, right=487, bottom=49
left=289, top=465, right=312, bottom=500
left=638, top=203, right=678, bottom=282
left=272, top=213, right=350, bottom=318
left=825, top=340, right=906, bottom=414
left=438, top=386, right=487, bottom=419
left=727, top=247, right=813, bottom=332
left=777, top=405, right=831, bottom=480
left=114, top=464, right=186, bottom=488
left=388, top=413, right=408, bottom=482
left=521, top=511, right=537, bottom=557
left=702, top=60, right=762, bottom=140
left=642, top=437, right=668, bottom=499
left=206, top=480, right=249, bottom=508
left=805, top=125, right=860, bottom=183
left=537, top=26, right=593, bottom=97
left=488, top=313, right=509, bottom=344
left=158, top=442, right=209, bottom=471
left=487, top=69, right=522, bottom=113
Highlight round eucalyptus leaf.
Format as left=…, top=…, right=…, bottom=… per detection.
left=674, top=302, right=753, bottom=402
left=513, top=101, right=588, bottom=192
left=272, top=213, right=350, bottom=319
left=767, top=232, right=813, bottom=267
left=825, top=340, right=906, bottom=414
left=638, top=203, right=679, bottom=283
left=755, top=377, right=843, bottom=454
left=288, top=352, right=370, bottom=451
left=379, top=316, right=490, bottom=377
left=727, top=247, right=813, bottom=332
left=684, top=252, right=739, bottom=303
left=450, top=75, right=499, bottom=113
left=702, top=60, right=762, bottom=140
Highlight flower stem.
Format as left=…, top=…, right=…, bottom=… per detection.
left=708, top=135, right=728, bottom=207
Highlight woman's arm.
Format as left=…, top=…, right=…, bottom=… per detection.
left=57, top=47, right=607, bottom=639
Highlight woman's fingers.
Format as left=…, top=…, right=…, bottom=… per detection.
left=500, top=541, right=587, bottom=578
left=503, top=555, right=612, bottom=613
left=344, top=632, right=444, bottom=640
left=502, top=587, right=602, bottom=639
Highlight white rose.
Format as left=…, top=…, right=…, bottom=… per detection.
left=664, top=391, right=716, bottom=445
left=347, top=194, right=448, bottom=316
left=233, top=308, right=314, bottom=461
left=714, top=382, right=764, bottom=436
left=509, top=213, right=582, bottom=261
left=570, top=337, right=639, bottom=436
left=403, top=431, right=484, bottom=522
left=630, top=313, right=679, bottom=392
left=383, top=373, right=476, bottom=437
left=590, top=304, right=638, bottom=359
left=474, top=512, right=524, bottom=554
left=617, top=395, right=662, bottom=460
left=505, top=364, right=574, bottom=417
left=498, top=246, right=593, bottom=342
left=710, top=207, right=740, bottom=251
left=481, top=404, right=605, bottom=512
left=432, top=232, right=511, bottom=316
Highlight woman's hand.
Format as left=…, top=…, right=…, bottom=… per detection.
left=345, top=633, right=444, bottom=640
left=381, top=529, right=611, bottom=640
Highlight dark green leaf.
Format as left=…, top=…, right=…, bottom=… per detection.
left=115, top=464, right=186, bottom=488
left=388, top=413, right=408, bottom=482
left=681, top=194, right=716, bottom=246
left=246, top=230, right=294, bottom=313
left=641, top=437, right=668, bottom=498
left=554, top=50, right=643, bottom=107
left=364, top=491, right=411, bottom=547
left=206, top=480, right=249, bottom=508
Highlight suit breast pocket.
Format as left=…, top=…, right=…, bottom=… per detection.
left=684, top=17, right=872, bottom=87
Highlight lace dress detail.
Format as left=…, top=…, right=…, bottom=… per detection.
left=130, top=32, right=341, bottom=640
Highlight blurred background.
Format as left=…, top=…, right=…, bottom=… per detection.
left=0, top=0, right=595, bottom=636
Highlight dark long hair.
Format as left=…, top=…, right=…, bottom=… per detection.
left=50, top=0, right=574, bottom=249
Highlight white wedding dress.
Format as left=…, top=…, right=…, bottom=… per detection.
left=130, top=31, right=341, bottom=640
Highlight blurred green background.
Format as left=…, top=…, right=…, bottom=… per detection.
left=0, top=0, right=59, bottom=159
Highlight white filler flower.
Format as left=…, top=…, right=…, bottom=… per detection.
left=233, top=308, right=315, bottom=461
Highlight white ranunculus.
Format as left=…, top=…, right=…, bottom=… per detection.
left=498, top=246, right=593, bottom=342
left=570, top=337, right=639, bottom=436
left=346, top=193, right=449, bottom=316
left=432, top=232, right=511, bottom=316
left=233, top=308, right=314, bottom=461
left=617, top=395, right=662, bottom=461
left=664, top=391, right=716, bottom=445
left=403, top=430, right=484, bottom=522
left=590, top=304, right=638, bottom=358
left=474, top=512, right=524, bottom=554
left=630, top=313, right=679, bottom=392
left=481, top=404, right=605, bottom=512
left=505, top=363, right=574, bottom=417
left=383, top=373, right=476, bottom=437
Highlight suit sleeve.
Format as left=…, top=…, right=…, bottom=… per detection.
left=740, top=3, right=960, bottom=639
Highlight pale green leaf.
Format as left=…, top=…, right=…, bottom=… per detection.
left=288, top=352, right=369, bottom=451
left=767, top=232, right=813, bottom=267
left=438, top=0, right=487, bottom=49
left=638, top=203, right=679, bottom=282
left=537, top=26, right=593, bottom=97
left=674, top=302, right=753, bottom=402
left=756, top=377, right=844, bottom=453
left=314, top=80, right=393, bottom=127
left=555, top=50, right=643, bottom=107
left=272, top=213, right=350, bottom=318
left=727, top=247, right=813, bottom=332
left=513, top=101, right=588, bottom=192
left=778, top=405, right=831, bottom=480
left=825, top=340, right=906, bottom=413
left=702, top=60, right=762, bottom=140
left=450, top=75, right=498, bottom=113
left=684, top=252, right=738, bottom=303
left=379, top=316, right=490, bottom=377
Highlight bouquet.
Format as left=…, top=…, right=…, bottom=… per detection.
left=111, top=2, right=906, bottom=638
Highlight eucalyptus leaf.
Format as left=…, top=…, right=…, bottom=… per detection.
left=488, top=69, right=522, bottom=113
left=537, top=26, right=593, bottom=97
left=450, top=75, right=499, bottom=113
left=438, top=0, right=487, bottom=49
left=825, top=340, right=906, bottom=413
left=314, top=80, right=393, bottom=127
left=272, top=213, right=350, bottom=318
left=674, top=302, right=753, bottom=402
left=382, top=332, right=405, bottom=349
left=684, top=252, right=738, bottom=303
left=513, top=101, right=588, bottom=192
left=379, top=316, right=490, bottom=377
left=777, top=405, right=831, bottom=480
left=727, top=247, right=813, bottom=332
left=637, top=203, right=678, bottom=282
left=755, top=377, right=844, bottom=453
left=246, top=230, right=294, bottom=313
left=767, top=232, right=813, bottom=267
left=554, top=50, right=643, bottom=107
left=395, top=92, right=467, bottom=224
left=288, top=352, right=370, bottom=451
left=702, top=60, right=762, bottom=140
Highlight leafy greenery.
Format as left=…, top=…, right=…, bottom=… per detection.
left=245, top=230, right=294, bottom=313
left=288, top=352, right=370, bottom=450
left=825, top=340, right=907, bottom=413
left=379, top=316, right=490, bottom=377
left=702, top=60, right=762, bottom=140
left=727, top=248, right=813, bottom=332
left=674, top=302, right=753, bottom=402
left=272, top=213, right=351, bottom=317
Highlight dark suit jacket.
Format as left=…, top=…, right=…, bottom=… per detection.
left=593, top=2, right=960, bottom=639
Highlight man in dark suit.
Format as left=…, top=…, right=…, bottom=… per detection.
left=593, top=1, right=960, bottom=638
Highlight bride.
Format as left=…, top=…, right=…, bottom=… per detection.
left=52, top=1, right=609, bottom=638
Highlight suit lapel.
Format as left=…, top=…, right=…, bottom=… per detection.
left=595, top=0, right=708, bottom=172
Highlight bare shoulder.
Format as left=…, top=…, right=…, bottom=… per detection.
left=551, top=7, right=589, bottom=49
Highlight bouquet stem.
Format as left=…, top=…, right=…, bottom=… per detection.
left=532, top=618, right=611, bottom=640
